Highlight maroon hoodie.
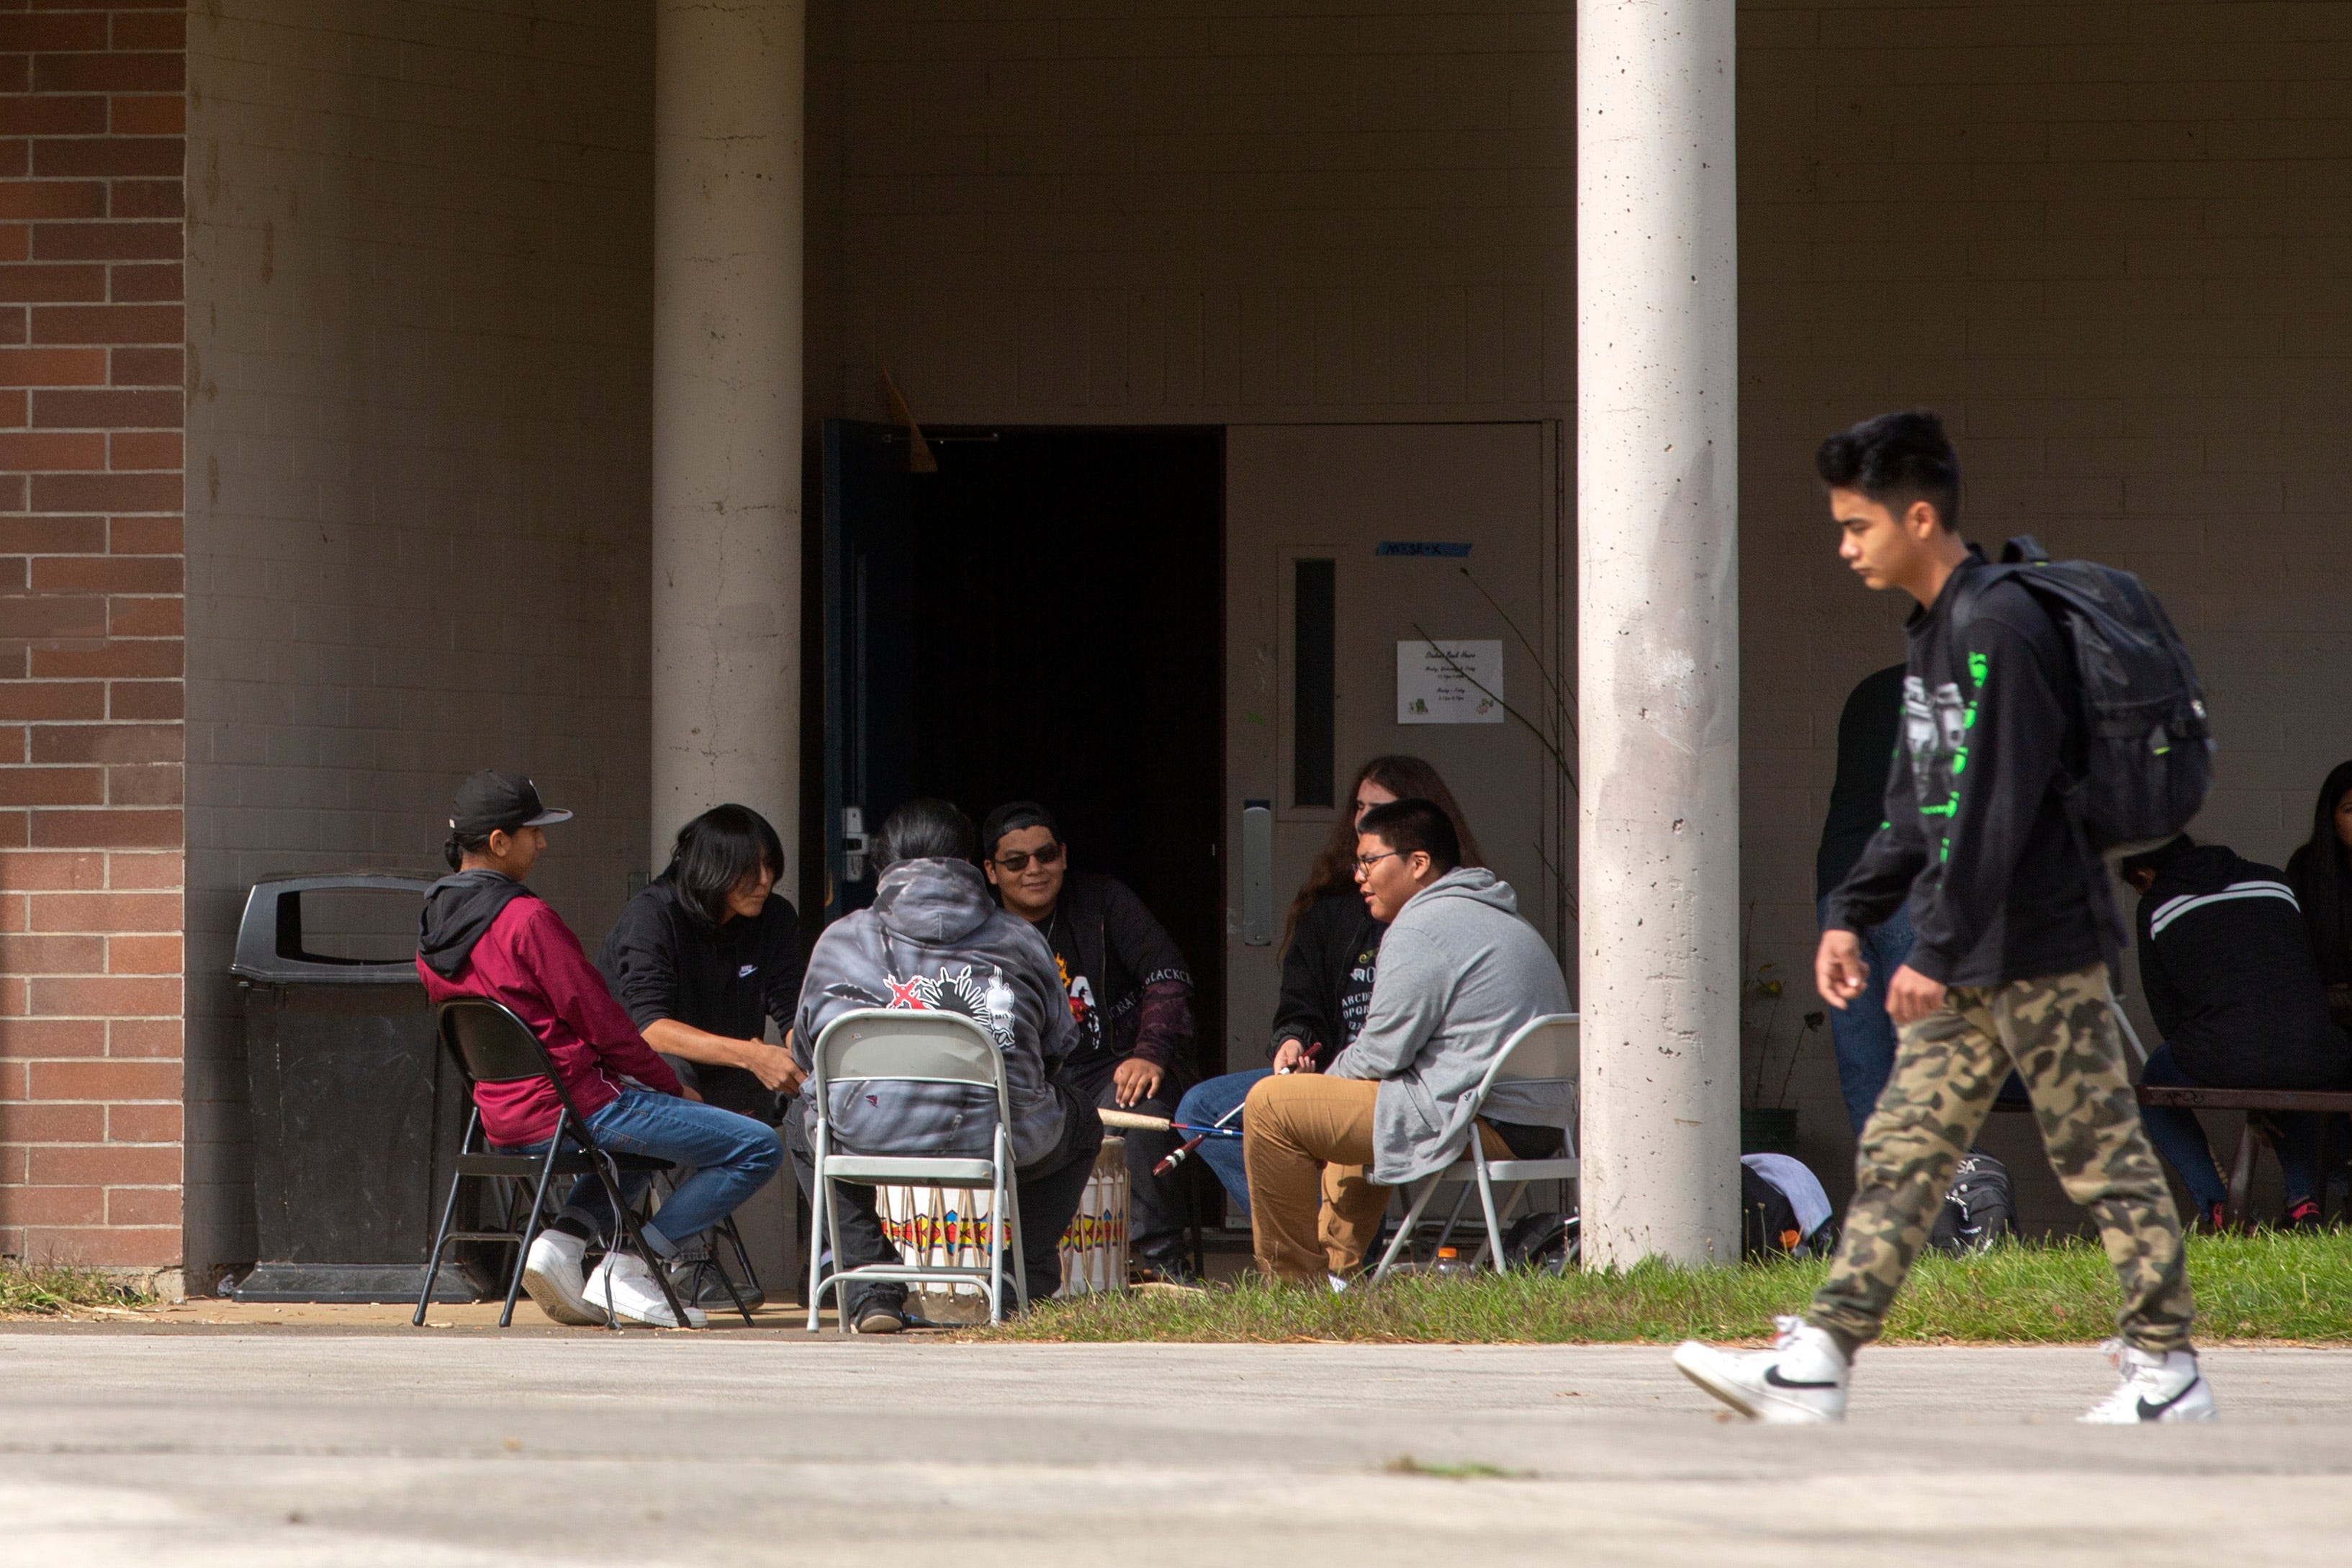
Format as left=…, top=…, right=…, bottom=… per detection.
left=415, top=880, right=681, bottom=1146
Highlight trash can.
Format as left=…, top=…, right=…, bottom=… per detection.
left=231, top=874, right=480, bottom=1303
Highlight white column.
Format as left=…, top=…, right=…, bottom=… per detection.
left=651, top=0, right=805, bottom=868
left=1577, top=0, right=1741, bottom=1266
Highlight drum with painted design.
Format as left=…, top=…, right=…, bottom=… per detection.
left=1057, top=1134, right=1128, bottom=1296
left=872, top=1135, right=1129, bottom=1305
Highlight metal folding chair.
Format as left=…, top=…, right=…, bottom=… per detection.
left=804, top=1008, right=1026, bottom=1332
left=414, top=996, right=704, bottom=1330
left=1371, top=1013, right=1580, bottom=1283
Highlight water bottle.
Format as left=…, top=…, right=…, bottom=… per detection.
left=1432, top=1245, right=1475, bottom=1279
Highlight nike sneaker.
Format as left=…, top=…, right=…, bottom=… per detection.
left=2079, top=1339, right=2216, bottom=1423
left=1672, top=1315, right=1849, bottom=1424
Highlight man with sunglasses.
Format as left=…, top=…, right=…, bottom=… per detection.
left=980, top=801, right=1199, bottom=1282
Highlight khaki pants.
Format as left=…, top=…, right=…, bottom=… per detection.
left=1243, top=1074, right=1507, bottom=1283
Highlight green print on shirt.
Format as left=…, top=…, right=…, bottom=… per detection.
left=1904, top=650, right=1989, bottom=865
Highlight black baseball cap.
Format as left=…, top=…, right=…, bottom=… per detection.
left=449, top=770, right=573, bottom=837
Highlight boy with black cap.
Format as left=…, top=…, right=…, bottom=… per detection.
left=415, top=770, right=783, bottom=1328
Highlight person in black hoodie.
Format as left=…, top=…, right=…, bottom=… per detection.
left=2125, top=834, right=2351, bottom=1228
left=1676, top=410, right=2211, bottom=1428
left=2285, top=760, right=2352, bottom=1030
left=1172, top=755, right=1486, bottom=1218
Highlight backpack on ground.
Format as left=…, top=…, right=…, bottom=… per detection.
left=1950, top=536, right=2212, bottom=853
left=1929, top=1149, right=2015, bottom=1255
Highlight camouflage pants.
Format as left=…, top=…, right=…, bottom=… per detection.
left=1808, top=962, right=2195, bottom=1354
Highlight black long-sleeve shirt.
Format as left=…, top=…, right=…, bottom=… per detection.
left=1824, top=554, right=2104, bottom=988
left=1271, top=893, right=1385, bottom=1065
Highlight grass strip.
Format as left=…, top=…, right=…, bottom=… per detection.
left=967, top=1232, right=2352, bottom=1344
left=0, top=1260, right=154, bottom=1318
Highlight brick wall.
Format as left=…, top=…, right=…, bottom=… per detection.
left=181, top=2, right=653, bottom=1275
left=0, top=1, right=186, bottom=1275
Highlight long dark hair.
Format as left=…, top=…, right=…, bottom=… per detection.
left=664, top=803, right=785, bottom=924
left=2288, top=760, right=2352, bottom=985
left=1281, top=755, right=1484, bottom=954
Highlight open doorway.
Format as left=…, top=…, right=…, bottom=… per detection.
left=820, top=425, right=1226, bottom=1074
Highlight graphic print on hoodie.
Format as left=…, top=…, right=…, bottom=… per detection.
left=1902, top=649, right=1986, bottom=866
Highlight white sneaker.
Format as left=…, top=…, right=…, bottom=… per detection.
left=2078, top=1339, right=2216, bottom=1424
left=585, top=1250, right=707, bottom=1329
left=1673, top=1315, right=1850, bottom=1424
left=520, top=1230, right=606, bottom=1327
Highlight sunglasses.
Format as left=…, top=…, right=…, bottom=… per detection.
left=993, top=842, right=1066, bottom=873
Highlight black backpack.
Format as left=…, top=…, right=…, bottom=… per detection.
left=1740, top=1164, right=1806, bottom=1260
left=1950, top=536, right=2212, bottom=854
left=1929, top=1150, right=2015, bottom=1255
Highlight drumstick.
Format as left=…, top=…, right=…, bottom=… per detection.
left=1098, top=1107, right=1173, bottom=1132
left=1150, top=1093, right=1251, bottom=1176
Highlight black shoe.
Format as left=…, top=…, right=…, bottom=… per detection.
left=1132, top=1254, right=1202, bottom=1287
left=854, top=1304, right=906, bottom=1334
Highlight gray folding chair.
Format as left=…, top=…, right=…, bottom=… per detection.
left=803, top=1008, right=1027, bottom=1332
left=1371, top=1013, right=1580, bottom=1283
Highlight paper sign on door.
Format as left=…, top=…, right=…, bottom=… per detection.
left=1397, top=639, right=1503, bottom=725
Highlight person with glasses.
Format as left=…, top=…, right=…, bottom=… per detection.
left=1240, top=798, right=1571, bottom=1286
left=978, top=800, right=1199, bottom=1282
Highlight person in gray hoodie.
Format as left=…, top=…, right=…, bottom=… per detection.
left=1242, top=798, right=1572, bottom=1283
left=788, top=798, right=1104, bottom=1328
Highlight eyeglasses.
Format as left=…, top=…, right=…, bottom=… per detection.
left=993, top=842, right=1066, bottom=873
left=1353, top=850, right=1398, bottom=877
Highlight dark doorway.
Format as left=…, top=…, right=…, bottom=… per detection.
left=820, top=426, right=1225, bottom=1076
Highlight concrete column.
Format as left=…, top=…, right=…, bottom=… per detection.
left=651, top=0, right=805, bottom=868
left=1576, top=0, right=1741, bottom=1266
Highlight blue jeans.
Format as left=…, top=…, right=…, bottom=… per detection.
left=498, top=1088, right=783, bottom=1258
left=1174, top=1069, right=1270, bottom=1215
left=1820, top=898, right=1916, bottom=1136
left=2138, top=1046, right=2324, bottom=1214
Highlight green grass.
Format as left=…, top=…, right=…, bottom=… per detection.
left=0, top=1260, right=153, bottom=1318
left=968, top=1232, right=2352, bottom=1345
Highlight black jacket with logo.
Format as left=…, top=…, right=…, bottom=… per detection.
left=1271, top=893, right=1386, bottom=1065
left=1824, top=553, right=2104, bottom=988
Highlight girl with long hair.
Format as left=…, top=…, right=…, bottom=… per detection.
left=2285, top=759, right=2352, bottom=1025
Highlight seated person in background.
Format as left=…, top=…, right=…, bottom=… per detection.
left=2124, top=834, right=2351, bottom=1230
left=599, top=803, right=806, bottom=1123
left=1176, top=755, right=1486, bottom=1216
left=981, top=801, right=1199, bottom=1282
left=1242, top=798, right=1571, bottom=1285
left=791, top=798, right=1104, bottom=1330
left=2285, top=760, right=2352, bottom=1029
left=415, top=770, right=783, bottom=1328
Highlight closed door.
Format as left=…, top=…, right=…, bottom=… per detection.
left=1222, top=423, right=1568, bottom=1072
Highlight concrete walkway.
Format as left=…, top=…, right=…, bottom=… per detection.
left=2, top=1333, right=2348, bottom=1564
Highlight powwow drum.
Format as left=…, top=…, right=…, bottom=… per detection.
left=1056, top=1134, right=1129, bottom=1296
left=873, top=1135, right=1130, bottom=1305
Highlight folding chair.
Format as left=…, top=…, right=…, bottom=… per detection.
left=414, top=996, right=702, bottom=1330
left=805, top=1008, right=1026, bottom=1333
left=1371, top=1013, right=1580, bottom=1284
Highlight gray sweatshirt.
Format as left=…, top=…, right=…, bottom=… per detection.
left=793, top=857, right=1078, bottom=1168
left=1323, top=868, right=1572, bottom=1184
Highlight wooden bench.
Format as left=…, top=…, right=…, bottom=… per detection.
left=2132, top=1085, right=2352, bottom=1228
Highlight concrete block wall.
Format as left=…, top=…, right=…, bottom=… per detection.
left=182, top=1, right=654, bottom=1276
left=0, top=2, right=188, bottom=1276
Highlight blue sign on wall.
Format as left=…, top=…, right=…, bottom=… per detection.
left=1375, top=541, right=1472, bottom=558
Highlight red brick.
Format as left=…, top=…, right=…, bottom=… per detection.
left=0, top=931, right=101, bottom=969
left=0, top=346, right=104, bottom=385
left=110, top=12, right=185, bottom=50
left=0, top=968, right=21, bottom=1011
left=0, top=815, right=22, bottom=852
left=27, top=808, right=179, bottom=851
left=0, top=515, right=107, bottom=551
left=106, top=595, right=177, bottom=636
left=109, top=179, right=180, bottom=219
left=106, top=681, right=179, bottom=720
left=0, top=225, right=23, bottom=263
left=0, top=1101, right=103, bottom=1143
left=109, top=96, right=181, bottom=136
left=0, top=58, right=19, bottom=96
left=30, top=305, right=180, bottom=346
left=28, top=644, right=177, bottom=683
left=104, top=1102, right=177, bottom=1143
left=29, top=721, right=176, bottom=763
left=104, top=932, right=176, bottom=973
left=0, top=96, right=108, bottom=138
left=0, top=140, right=24, bottom=180
left=105, top=429, right=175, bottom=470
left=0, top=469, right=24, bottom=508
left=19, top=1225, right=179, bottom=1267
left=105, top=1186, right=177, bottom=1226
left=29, top=472, right=179, bottom=514
left=0, top=388, right=24, bottom=425
left=30, top=891, right=179, bottom=932
left=0, top=1185, right=104, bottom=1226
left=0, top=263, right=107, bottom=303
left=32, top=387, right=179, bottom=425
left=103, top=853, right=179, bottom=891
left=105, top=345, right=178, bottom=384
left=0, top=767, right=100, bottom=806
left=106, top=1020, right=177, bottom=1059
left=34, top=139, right=179, bottom=180
left=0, top=1017, right=103, bottom=1057
left=0, top=680, right=103, bottom=719
left=107, top=515, right=178, bottom=553
left=108, top=262, right=176, bottom=302
left=0, top=726, right=23, bottom=764
left=28, top=1143, right=176, bottom=1184
left=30, top=222, right=179, bottom=262
left=0, top=850, right=104, bottom=890
left=0, top=429, right=104, bottom=469
left=0, top=182, right=104, bottom=220
left=102, top=764, right=176, bottom=806
left=28, top=556, right=180, bottom=593
left=25, top=975, right=179, bottom=1017
left=0, top=13, right=109, bottom=50
left=33, top=56, right=183, bottom=96
left=28, top=1058, right=179, bottom=1101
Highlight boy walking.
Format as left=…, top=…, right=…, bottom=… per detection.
left=1674, top=410, right=2212, bottom=1425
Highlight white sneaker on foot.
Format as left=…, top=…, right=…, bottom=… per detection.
left=2078, top=1340, right=2216, bottom=1424
left=586, top=1251, right=707, bottom=1328
left=1672, top=1315, right=1850, bottom=1424
left=521, top=1230, right=606, bottom=1327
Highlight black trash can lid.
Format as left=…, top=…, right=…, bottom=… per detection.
left=231, top=874, right=437, bottom=985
